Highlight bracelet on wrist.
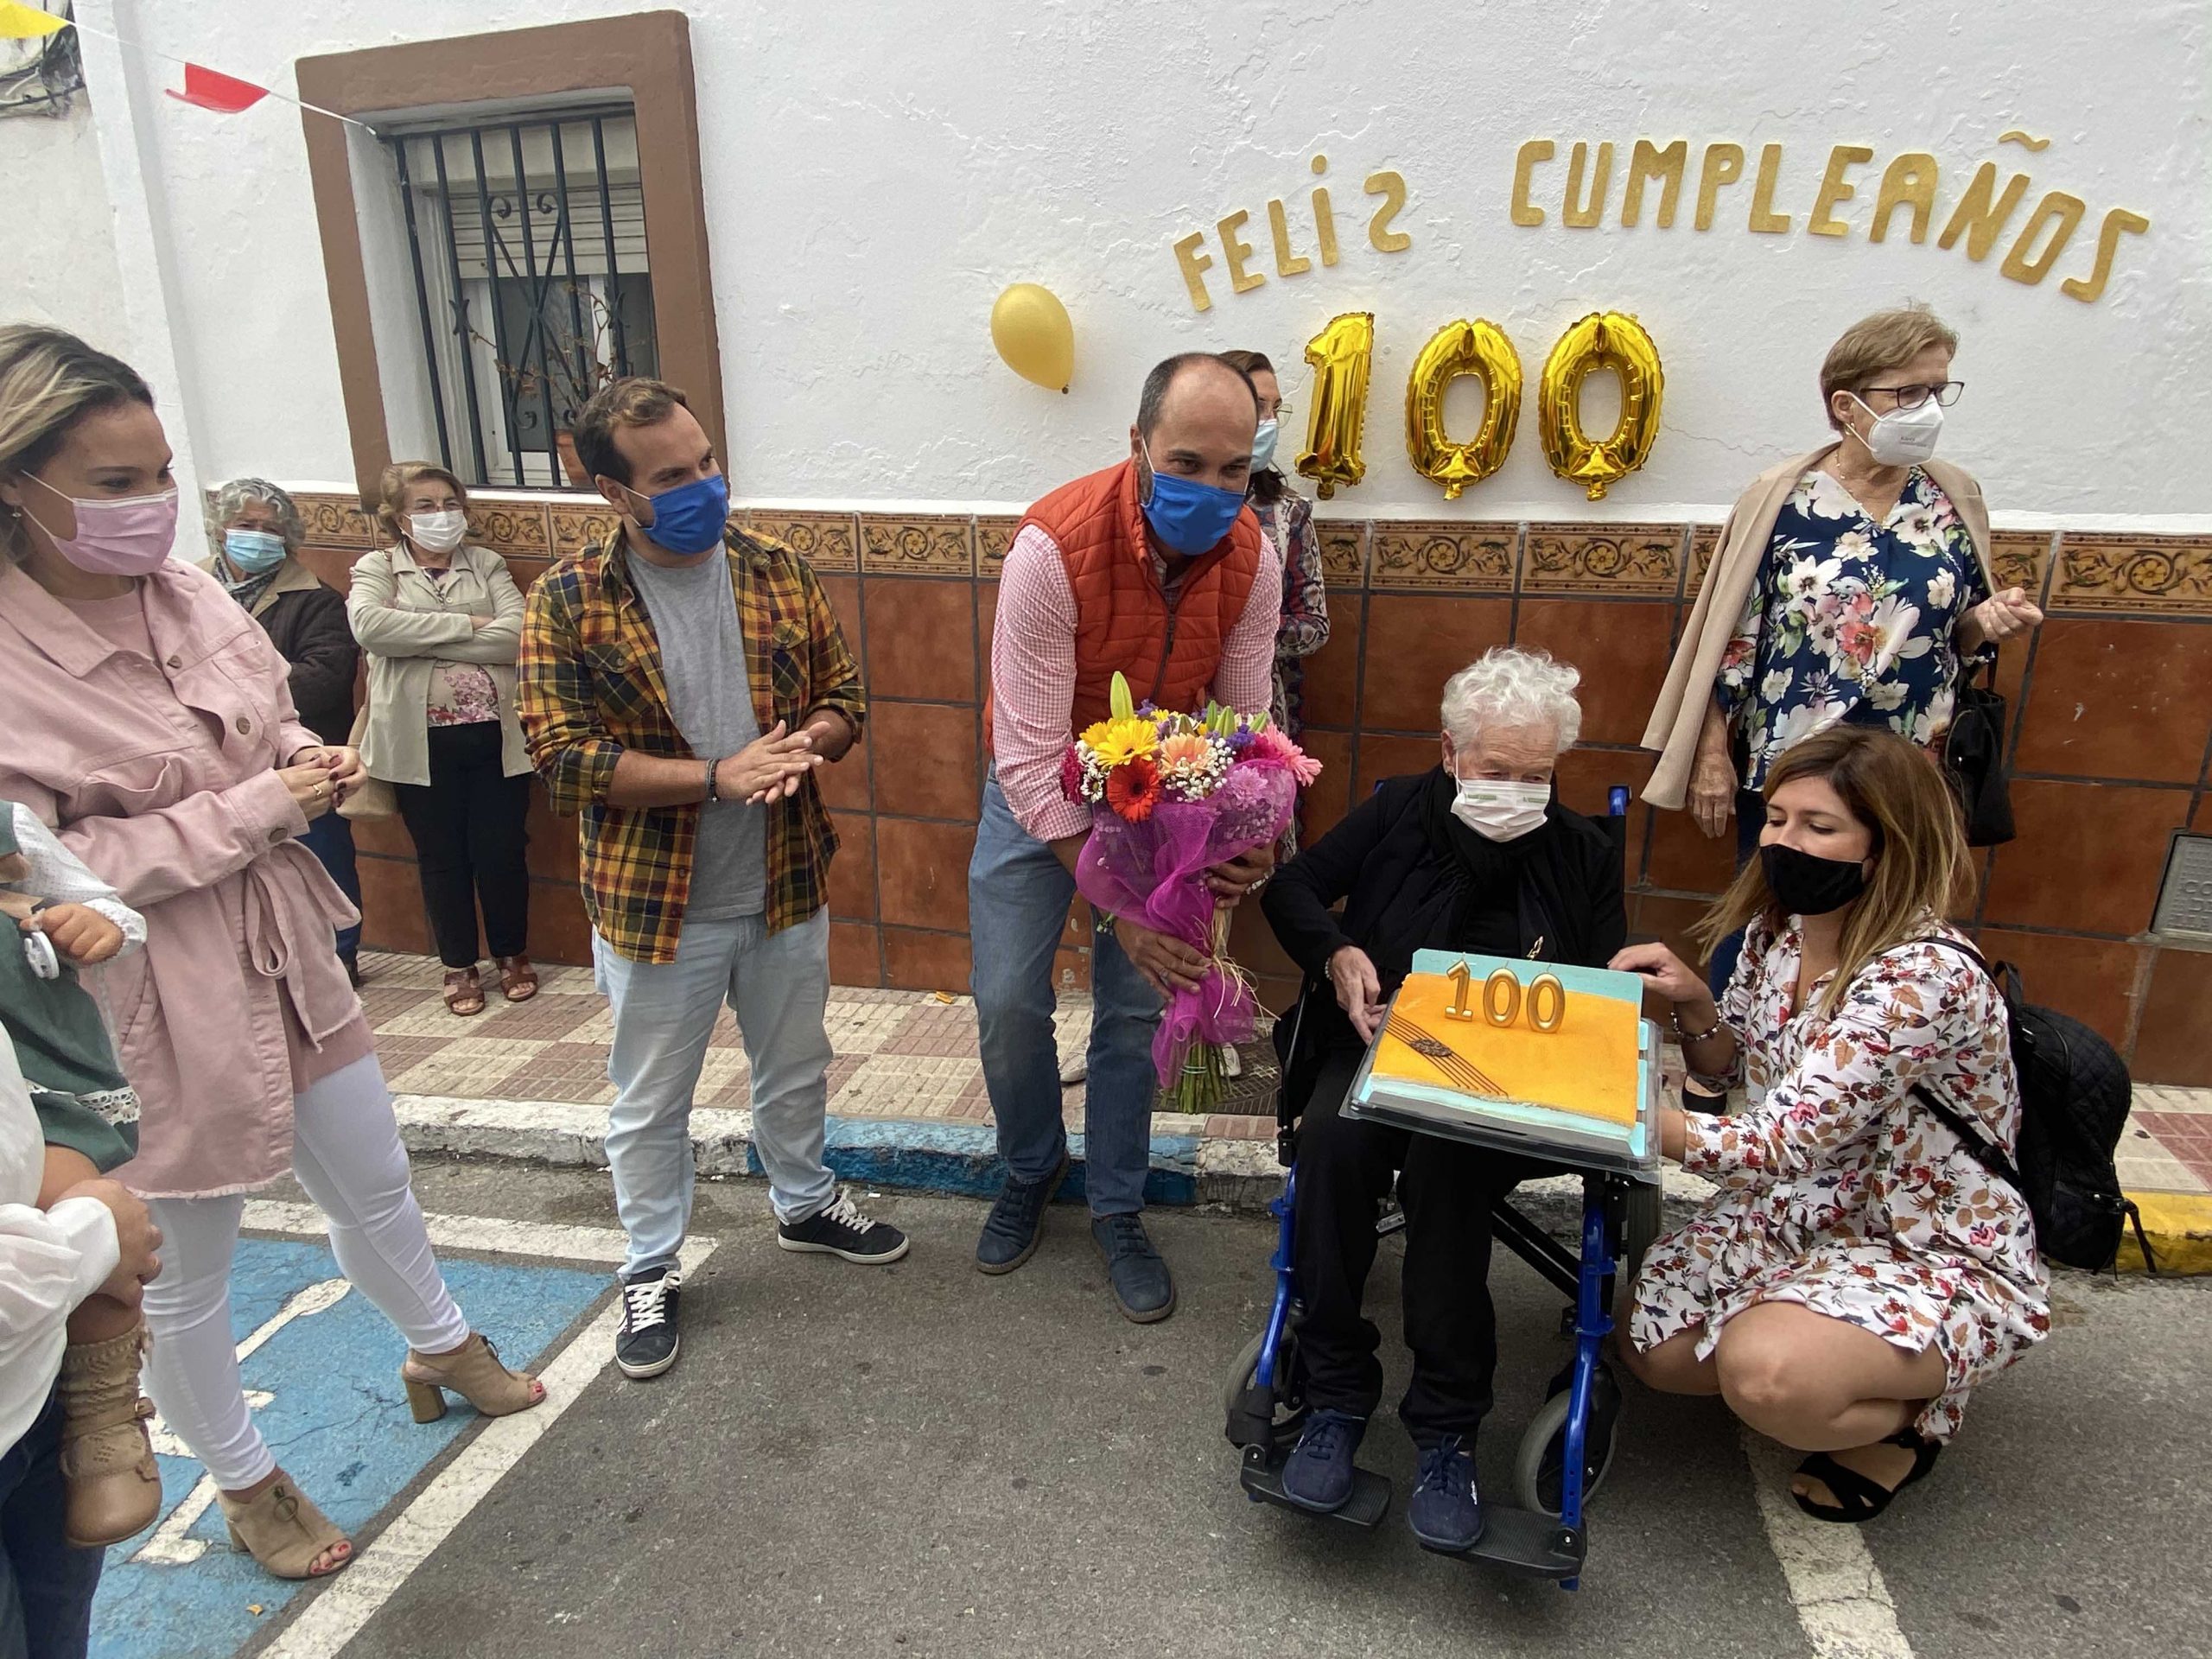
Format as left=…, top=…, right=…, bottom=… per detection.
left=703, top=757, right=723, bottom=804
left=1671, top=1005, right=1723, bottom=1045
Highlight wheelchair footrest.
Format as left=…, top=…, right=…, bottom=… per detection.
left=1443, top=1505, right=1586, bottom=1580
left=1238, top=1444, right=1392, bottom=1529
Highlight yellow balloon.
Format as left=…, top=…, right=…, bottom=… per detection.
left=990, top=283, right=1075, bottom=392
left=1294, top=311, right=1374, bottom=500
left=1537, top=311, right=1664, bottom=500
left=1403, top=319, right=1522, bottom=500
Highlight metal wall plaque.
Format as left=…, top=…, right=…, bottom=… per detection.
left=2152, top=833, right=2212, bottom=939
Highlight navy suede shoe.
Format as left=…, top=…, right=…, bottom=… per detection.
left=1279, top=1408, right=1366, bottom=1513
left=1090, top=1214, right=1175, bottom=1322
left=1408, top=1434, right=1484, bottom=1553
left=976, top=1147, right=1069, bottom=1275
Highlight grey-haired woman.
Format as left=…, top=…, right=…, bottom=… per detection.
left=204, top=478, right=363, bottom=982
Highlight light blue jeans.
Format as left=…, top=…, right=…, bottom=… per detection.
left=594, top=909, right=838, bottom=1277
left=968, top=773, right=1162, bottom=1217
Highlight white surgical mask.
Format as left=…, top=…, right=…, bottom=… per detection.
left=408, top=508, right=468, bottom=555
left=1451, top=778, right=1550, bottom=843
left=1250, top=418, right=1281, bottom=473
left=1849, top=395, right=1943, bottom=467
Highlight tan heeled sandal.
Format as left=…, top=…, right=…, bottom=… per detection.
left=399, top=1332, right=546, bottom=1423
left=58, top=1325, right=162, bottom=1548
left=216, top=1478, right=353, bottom=1580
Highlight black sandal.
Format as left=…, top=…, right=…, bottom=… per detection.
left=1791, top=1428, right=1942, bottom=1524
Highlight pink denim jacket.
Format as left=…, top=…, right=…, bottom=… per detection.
left=0, top=560, right=362, bottom=1198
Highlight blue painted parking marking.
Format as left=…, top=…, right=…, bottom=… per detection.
left=91, top=1236, right=607, bottom=1659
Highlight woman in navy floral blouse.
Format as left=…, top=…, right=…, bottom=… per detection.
left=1644, top=308, right=2044, bottom=1018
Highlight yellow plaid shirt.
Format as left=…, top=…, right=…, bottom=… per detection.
left=518, top=521, right=866, bottom=964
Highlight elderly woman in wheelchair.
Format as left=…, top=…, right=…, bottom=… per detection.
left=1256, top=647, right=1625, bottom=1553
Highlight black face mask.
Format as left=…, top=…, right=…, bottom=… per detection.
left=1760, top=842, right=1869, bottom=917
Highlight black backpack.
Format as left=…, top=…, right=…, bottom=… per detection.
left=1906, top=939, right=2152, bottom=1273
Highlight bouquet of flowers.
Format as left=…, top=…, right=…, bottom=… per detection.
left=1062, top=672, right=1322, bottom=1111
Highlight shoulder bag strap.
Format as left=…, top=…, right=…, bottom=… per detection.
left=1859, top=936, right=2027, bottom=1187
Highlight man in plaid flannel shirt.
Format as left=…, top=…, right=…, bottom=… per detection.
left=519, top=378, right=906, bottom=1382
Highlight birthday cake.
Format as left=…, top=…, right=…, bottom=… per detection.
left=1348, top=950, right=1656, bottom=1169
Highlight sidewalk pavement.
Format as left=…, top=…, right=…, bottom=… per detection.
left=357, top=951, right=2212, bottom=1273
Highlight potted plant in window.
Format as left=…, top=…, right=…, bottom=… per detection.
left=477, top=283, right=627, bottom=487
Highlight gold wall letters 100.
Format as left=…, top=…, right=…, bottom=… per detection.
left=1509, top=137, right=2149, bottom=302
left=1173, top=155, right=1414, bottom=314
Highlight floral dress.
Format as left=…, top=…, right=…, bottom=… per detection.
left=1629, top=915, right=2050, bottom=1440
left=1719, top=467, right=1989, bottom=789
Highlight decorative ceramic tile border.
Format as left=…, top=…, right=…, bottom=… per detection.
left=550, top=503, right=623, bottom=560
left=1315, top=520, right=1366, bottom=587
left=861, top=513, right=976, bottom=577
left=2049, top=533, right=2212, bottom=615
left=1989, top=529, right=2056, bottom=604
left=1369, top=520, right=1519, bottom=591
left=468, top=503, right=550, bottom=558
left=293, top=491, right=378, bottom=550
left=1522, top=522, right=1683, bottom=596
left=1685, top=526, right=1721, bottom=601
left=750, top=510, right=859, bottom=574
left=975, top=515, right=1020, bottom=575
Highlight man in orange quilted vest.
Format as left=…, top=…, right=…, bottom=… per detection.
left=969, top=353, right=1283, bottom=1321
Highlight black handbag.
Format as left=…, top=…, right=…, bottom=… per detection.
left=1942, top=655, right=2014, bottom=847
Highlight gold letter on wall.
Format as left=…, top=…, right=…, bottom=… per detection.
left=1938, top=163, right=2032, bottom=261
left=1511, top=140, right=1555, bottom=226
left=1621, top=138, right=1688, bottom=228
left=1217, top=210, right=1265, bottom=295
left=1808, top=143, right=1874, bottom=237
left=1172, top=232, right=1214, bottom=312
left=1870, top=152, right=1939, bottom=244
left=1563, top=141, right=1616, bottom=228
left=2061, top=207, right=2151, bottom=302
left=1695, top=142, right=1745, bottom=231
left=1365, top=170, right=1413, bottom=251
left=2000, top=190, right=2088, bottom=284
left=1747, top=143, right=1792, bottom=233
left=1267, top=199, right=1311, bottom=277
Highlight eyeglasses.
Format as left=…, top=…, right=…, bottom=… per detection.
left=1266, top=401, right=1294, bottom=421
left=1860, top=380, right=1965, bottom=410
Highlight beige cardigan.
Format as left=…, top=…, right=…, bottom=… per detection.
left=1642, top=444, right=1994, bottom=811
left=347, top=542, right=531, bottom=787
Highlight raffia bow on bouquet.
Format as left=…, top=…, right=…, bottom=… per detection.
left=1062, top=673, right=1322, bottom=1111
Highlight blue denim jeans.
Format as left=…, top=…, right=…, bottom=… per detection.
left=595, top=910, right=838, bottom=1277
left=968, top=773, right=1162, bottom=1217
left=0, top=1393, right=101, bottom=1659
left=1704, top=788, right=1768, bottom=1001
left=299, top=808, right=362, bottom=962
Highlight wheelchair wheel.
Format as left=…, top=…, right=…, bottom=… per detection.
left=1622, top=1179, right=1664, bottom=1286
left=1510, top=1386, right=1619, bottom=1518
left=1221, top=1323, right=1306, bottom=1440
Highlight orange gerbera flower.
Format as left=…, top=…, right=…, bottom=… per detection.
left=1104, top=756, right=1163, bottom=823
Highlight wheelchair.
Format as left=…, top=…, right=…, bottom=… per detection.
left=1222, top=982, right=1663, bottom=1590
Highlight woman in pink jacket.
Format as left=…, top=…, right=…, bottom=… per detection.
left=0, top=327, right=544, bottom=1582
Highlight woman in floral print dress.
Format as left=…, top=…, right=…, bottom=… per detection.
left=1611, top=726, right=2048, bottom=1522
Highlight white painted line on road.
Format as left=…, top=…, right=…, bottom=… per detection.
left=223, top=1205, right=717, bottom=1659
left=243, top=1198, right=641, bottom=1266
left=1742, top=1428, right=1916, bottom=1659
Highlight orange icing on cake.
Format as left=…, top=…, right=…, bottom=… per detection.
left=1372, top=971, right=1641, bottom=1126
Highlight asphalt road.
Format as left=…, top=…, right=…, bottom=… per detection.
left=299, top=1162, right=2210, bottom=1659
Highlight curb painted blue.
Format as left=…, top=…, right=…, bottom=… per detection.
left=747, top=1116, right=1204, bottom=1206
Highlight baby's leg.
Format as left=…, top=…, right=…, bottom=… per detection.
left=40, top=1147, right=141, bottom=1344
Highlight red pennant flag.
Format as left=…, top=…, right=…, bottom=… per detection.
left=166, top=61, right=268, bottom=113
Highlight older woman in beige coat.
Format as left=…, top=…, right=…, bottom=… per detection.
left=1642, top=306, right=2042, bottom=1018
left=349, top=463, right=535, bottom=1016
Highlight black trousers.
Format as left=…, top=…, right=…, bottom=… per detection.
left=1291, top=1046, right=1539, bottom=1444
left=392, top=721, right=532, bottom=969
left=0, top=1393, right=102, bottom=1659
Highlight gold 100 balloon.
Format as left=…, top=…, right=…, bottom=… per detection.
left=1295, top=309, right=1666, bottom=505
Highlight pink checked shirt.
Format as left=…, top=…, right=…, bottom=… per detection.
left=992, top=524, right=1281, bottom=842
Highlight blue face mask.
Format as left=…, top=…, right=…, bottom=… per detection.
left=632, top=471, right=730, bottom=556
left=1250, top=418, right=1281, bottom=474
left=223, top=528, right=287, bottom=574
left=1139, top=442, right=1248, bottom=556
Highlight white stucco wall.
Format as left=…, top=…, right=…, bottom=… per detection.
left=57, top=0, right=2212, bottom=524
left=0, top=100, right=128, bottom=346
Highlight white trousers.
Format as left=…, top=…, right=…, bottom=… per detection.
left=141, top=1054, right=469, bottom=1491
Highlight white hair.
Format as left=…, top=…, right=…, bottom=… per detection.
left=1440, top=647, right=1583, bottom=752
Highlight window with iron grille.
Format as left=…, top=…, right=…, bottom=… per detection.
left=383, top=106, right=657, bottom=491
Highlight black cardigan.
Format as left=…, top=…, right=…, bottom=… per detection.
left=1261, top=767, right=1628, bottom=1063
left=257, top=584, right=358, bottom=746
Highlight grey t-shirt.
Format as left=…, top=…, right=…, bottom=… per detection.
left=626, top=549, right=766, bottom=921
